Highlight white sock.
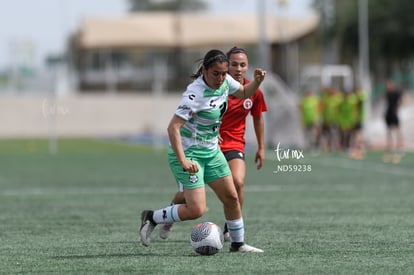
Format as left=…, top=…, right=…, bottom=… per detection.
left=226, top=217, right=244, bottom=243
left=153, top=204, right=182, bottom=224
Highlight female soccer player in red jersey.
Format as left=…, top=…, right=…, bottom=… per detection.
left=218, top=46, right=268, bottom=239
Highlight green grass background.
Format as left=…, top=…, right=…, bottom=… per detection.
left=1, top=139, right=414, bottom=274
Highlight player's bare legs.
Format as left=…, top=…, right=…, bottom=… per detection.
left=221, top=158, right=245, bottom=240
left=178, top=187, right=207, bottom=220
left=159, top=191, right=185, bottom=239
left=208, top=175, right=263, bottom=252
left=228, top=159, right=246, bottom=207
left=141, top=187, right=206, bottom=246
left=208, top=175, right=241, bottom=220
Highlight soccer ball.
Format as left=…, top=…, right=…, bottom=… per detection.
left=190, top=222, right=223, bottom=256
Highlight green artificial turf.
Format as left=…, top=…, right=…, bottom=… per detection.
left=1, top=139, right=414, bottom=274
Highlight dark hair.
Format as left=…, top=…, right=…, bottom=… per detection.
left=226, top=46, right=248, bottom=59
left=191, top=49, right=228, bottom=79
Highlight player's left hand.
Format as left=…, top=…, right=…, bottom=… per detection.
left=255, top=149, right=265, bottom=170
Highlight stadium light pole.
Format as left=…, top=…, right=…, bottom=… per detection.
left=277, top=0, right=289, bottom=85
left=257, top=0, right=271, bottom=149
left=257, top=0, right=271, bottom=71
left=48, top=0, right=68, bottom=155
left=358, top=0, right=372, bottom=144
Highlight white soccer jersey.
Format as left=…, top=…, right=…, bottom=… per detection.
left=173, top=74, right=241, bottom=158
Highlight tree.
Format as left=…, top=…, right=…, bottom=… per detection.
left=314, top=0, right=414, bottom=80
left=128, top=0, right=207, bottom=12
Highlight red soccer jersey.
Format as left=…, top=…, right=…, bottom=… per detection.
left=219, top=78, right=268, bottom=153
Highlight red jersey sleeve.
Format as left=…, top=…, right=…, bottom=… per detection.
left=250, top=88, right=268, bottom=117
left=219, top=79, right=268, bottom=153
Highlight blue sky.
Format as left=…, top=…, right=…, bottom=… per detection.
left=0, top=0, right=313, bottom=69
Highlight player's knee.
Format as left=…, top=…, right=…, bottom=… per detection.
left=224, top=193, right=240, bottom=210
left=233, top=177, right=245, bottom=191
left=187, top=205, right=205, bottom=219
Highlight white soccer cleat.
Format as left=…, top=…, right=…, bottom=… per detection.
left=230, top=243, right=264, bottom=253
left=140, top=210, right=156, bottom=246
left=159, top=223, right=173, bottom=239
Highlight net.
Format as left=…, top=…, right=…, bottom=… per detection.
left=261, top=73, right=305, bottom=149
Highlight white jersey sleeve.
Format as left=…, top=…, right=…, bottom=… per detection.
left=174, top=80, right=204, bottom=121
left=226, top=74, right=242, bottom=95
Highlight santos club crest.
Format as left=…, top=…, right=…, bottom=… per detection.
left=189, top=174, right=199, bottom=184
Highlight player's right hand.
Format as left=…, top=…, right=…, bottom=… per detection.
left=182, top=159, right=199, bottom=174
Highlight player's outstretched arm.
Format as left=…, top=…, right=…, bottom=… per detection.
left=233, top=68, right=266, bottom=99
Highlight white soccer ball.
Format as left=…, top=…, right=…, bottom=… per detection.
left=190, top=222, right=224, bottom=256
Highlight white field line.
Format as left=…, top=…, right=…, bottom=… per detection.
left=0, top=187, right=171, bottom=197
left=245, top=184, right=356, bottom=193
left=0, top=184, right=357, bottom=197
left=317, top=157, right=413, bottom=177
left=1, top=156, right=412, bottom=197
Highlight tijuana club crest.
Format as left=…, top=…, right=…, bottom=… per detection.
left=243, top=98, right=253, bottom=110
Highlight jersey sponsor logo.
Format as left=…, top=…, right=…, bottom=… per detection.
left=178, top=104, right=190, bottom=111
left=243, top=98, right=253, bottom=110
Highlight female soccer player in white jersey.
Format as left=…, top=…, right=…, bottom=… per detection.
left=159, top=47, right=268, bottom=242
left=140, top=49, right=266, bottom=253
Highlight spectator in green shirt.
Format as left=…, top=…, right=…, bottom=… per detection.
left=338, top=90, right=358, bottom=151
left=349, top=85, right=366, bottom=159
left=320, top=86, right=342, bottom=152
left=299, top=89, right=321, bottom=151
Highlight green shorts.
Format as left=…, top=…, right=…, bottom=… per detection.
left=168, top=148, right=231, bottom=190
